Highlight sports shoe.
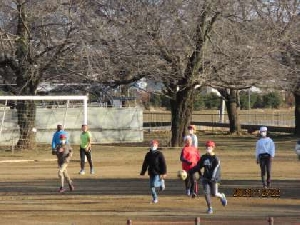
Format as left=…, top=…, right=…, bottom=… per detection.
left=186, top=189, right=191, bottom=196
left=207, top=207, right=213, bottom=214
left=220, top=193, right=227, bottom=206
left=160, top=179, right=165, bottom=191
left=58, top=187, right=65, bottom=193
left=90, top=168, right=95, bottom=174
left=191, top=192, right=197, bottom=198
left=151, top=199, right=158, bottom=204
left=69, top=184, right=75, bottom=191
left=79, top=170, right=85, bottom=175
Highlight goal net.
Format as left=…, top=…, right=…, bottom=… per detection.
left=0, top=95, right=88, bottom=151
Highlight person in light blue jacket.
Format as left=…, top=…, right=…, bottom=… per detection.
left=52, top=123, right=69, bottom=155
left=255, top=126, right=275, bottom=188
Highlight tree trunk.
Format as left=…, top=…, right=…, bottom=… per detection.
left=14, top=1, right=38, bottom=150
left=224, top=89, right=241, bottom=134
left=170, top=86, right=194, bottom=147
left=16, top=100, right=36, bottom=149
left=294, top=92, right=300, bottom=136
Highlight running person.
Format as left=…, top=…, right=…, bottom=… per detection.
left=140, top=140, right=167, bottom=204
left=56, top=134, right=74, bottom=193
left=180, top=136, right=200, bottom=197
left=190, top=140, right=227, bottom=214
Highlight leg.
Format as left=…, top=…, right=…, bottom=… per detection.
left=86, top=151, right=94, bottom=173
left=202, top=179, right=212, bottom=210
left=79, top=147, right=86, bottom=174
left=58, top=163, right=68, bottom=192
left=211, top=181, right=227, bottom=206
left=266, top=157, right=272, bottom=187
left=190, top=172, right=198, bottom=197
left=150, top=175, right=160, bottom=203
left=259, top=157, right=267, bottom=187
left=185, top=173, right=191, bottom=196
left=63, top=166, right=74, bottom=191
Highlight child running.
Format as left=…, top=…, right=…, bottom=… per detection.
left=190, top=140, right=227, bottom=214
left=140, top=140, right=167, bottom=204
left=180, top=136, right=200, bottom=197
left=56, top=134, right=74, bottom=193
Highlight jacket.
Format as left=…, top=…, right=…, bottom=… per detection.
left=140, top=149, right=167, bottom=176
left=56, top=144, right=73, bottom=166
left=191, top=153, right=221, bottom=182
left=180, top=146, right=200, bottom=171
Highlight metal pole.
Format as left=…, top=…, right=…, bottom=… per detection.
left=195, top=217, right=201, bottom=225
left=268, top=217, right=274, bottom=225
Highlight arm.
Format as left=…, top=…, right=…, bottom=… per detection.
left=87, top=132, right=92, bottom=150
left=180, top=149, right=192, bottom=165
left=140, top=154, right=148, bottom=175
left=160, top=153, right=167, bottom=176
left=270, top=139, right=275, bottom=158
left=194, top=135, right=198, bottom=148
left=51, top=132, right=57, bottom=150
left=255, top=141, right=260, bottom=161
left=211, top=157, right=220, bottom=181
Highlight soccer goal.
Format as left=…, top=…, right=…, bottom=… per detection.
left=0, top=95, right=88, bottom=150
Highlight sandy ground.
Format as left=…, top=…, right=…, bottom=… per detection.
left=0, top=134, right=299, bottom=225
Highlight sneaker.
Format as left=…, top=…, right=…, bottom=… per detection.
left=207, top=207, right=213, bottom=214
left=69, top=184, right=75, bottom=191
left=58, top=187, right=65, bottom=193
left=186, top=189, right=191, bottom=196
left=160, top=179, right=165, bottom=191
left=79, top=170, right=85, bottom=175
left=90, top=168, right=95, bottom=175
left=191, top=192, right=197, bottom=198
left=220, top=193, right=227, bottom=206
left=151, top=199, right=158, bottom=204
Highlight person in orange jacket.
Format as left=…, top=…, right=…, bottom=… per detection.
left=180, top=136, right=200, bottom=196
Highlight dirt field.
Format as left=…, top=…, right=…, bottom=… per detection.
left=0, top=133, right=299, bottom=225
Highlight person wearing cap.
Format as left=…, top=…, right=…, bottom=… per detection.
left=190, top=140, right=227, bottom=214
left=180, top=136, right=200, bottom=197
left=186, top=125, right=198, bottom=148
left=51, top=123, right=68, bottom=155
left=79, top=124, right=94, bottom=175
left=140, top=140, right=167, bottom=204
left=255, top=126, right=275, bottom=188
left=55, top=134, right=74, bottom=193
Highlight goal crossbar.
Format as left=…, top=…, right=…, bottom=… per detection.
left=0, top=95, right=88, bottom=125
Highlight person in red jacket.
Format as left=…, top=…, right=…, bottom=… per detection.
left=180, top=136, right=200, bottom=196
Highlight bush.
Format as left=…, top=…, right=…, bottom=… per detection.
left=194, top=92, right=220, bottom=110
left=262, top=92, right=282, bottom=108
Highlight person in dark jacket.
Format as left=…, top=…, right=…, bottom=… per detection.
left=190, top=140, right=227, bottom=214
left=140, top=140, right=167, bottom=204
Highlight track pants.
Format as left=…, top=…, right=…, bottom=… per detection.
left=259, top=153, right=272, bottom=187
left=58, top=162, right=72, bottom=188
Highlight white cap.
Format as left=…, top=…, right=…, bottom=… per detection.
left=260, top=126, right=267, bottom=132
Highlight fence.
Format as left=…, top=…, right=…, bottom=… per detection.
left=143, top=109, right=295, bottom=127
left=126, top=217, right=280, bottom=225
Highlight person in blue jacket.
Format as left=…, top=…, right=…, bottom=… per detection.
left=52, top=123, right=68, bottom=155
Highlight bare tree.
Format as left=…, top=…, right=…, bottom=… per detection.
left=250, top=0, right=300, bottom=134
left=0, top=0, right=84, bottom=149
left=204, top=0, right=288, bottom=133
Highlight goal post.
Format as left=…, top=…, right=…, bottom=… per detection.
left=0, top=95, right=88, bottom=125
left=0, top=95, right=88, bottom=150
